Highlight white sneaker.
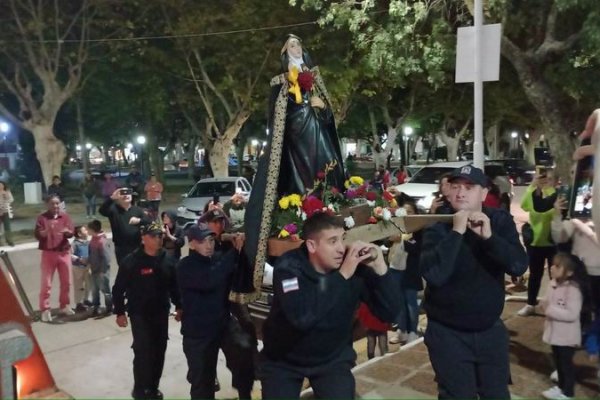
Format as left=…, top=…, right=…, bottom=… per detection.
left=550, top=370, right=558, bottom=382
left=517, top=304, right=536, bottom=316
left=554, top=394, right=572, bottom=399
left=40, top=310, right=52, bottom=322
left=389, top=330, right=405, bottom=344
left=541, top=386, right=563, bottom=399
left=406, top=331, right=420, bottom=343
left=60, top=307, right=75, bottom=316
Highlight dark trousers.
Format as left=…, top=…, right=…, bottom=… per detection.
left=551, top=345, right=575, bottom=397
left=590, top=275, right=600, bottom=317
left=183, top=317, right=254, bottom=399
left=130, top=314, right=169, bottom=396
left=424, top=319, right=510, bottom=399
left=261, top=357, right=355, bottom=399
left=0, top=213, right=12, bottom=244
left=526, top=246, right=556, bottom=305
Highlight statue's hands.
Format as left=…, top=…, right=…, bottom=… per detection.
left=310, top=96, right=325, bottom=109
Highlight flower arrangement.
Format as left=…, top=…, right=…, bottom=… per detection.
left=271, top=161, right=402, bottom=239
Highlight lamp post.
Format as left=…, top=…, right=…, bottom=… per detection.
left=403, top=126, right=413, bottom=164
left=0, top=122, right=10, bottom=170
left=136, top=135, right=146, bottom=176
left=511, top=131, right=518, bottom=156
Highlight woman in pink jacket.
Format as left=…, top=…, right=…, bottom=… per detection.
left=540, top=253, right=589, bottom=399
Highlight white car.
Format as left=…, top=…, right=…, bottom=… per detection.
left=176, top=176, right=251, bottom=228
left=395, top=161, right=513, bottom=211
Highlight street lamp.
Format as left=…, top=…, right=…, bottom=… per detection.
left=511, top=131, right=518, bottom=157
left=0, top=121, right=10, bottom=170
left=136, top=135, right=146, bottom=176
left=403, top=126, right=413, bottom=164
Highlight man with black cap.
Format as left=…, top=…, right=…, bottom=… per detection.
left=112, top=221, right=182, bottom=400
left=419, top=165, right=528, bottom=399
left=99, top=187, right=146, bottom=268
left=177, top=224, right=254, bottom=399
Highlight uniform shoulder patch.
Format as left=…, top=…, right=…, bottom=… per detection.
left=281, top=277, right=299, bottom=293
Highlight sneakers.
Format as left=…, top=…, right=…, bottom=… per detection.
left=75, top=303, right=87, bottom=313
left=60, top=306, right=75, bottom=316
left=550, top=370, right=558, bottom=382
left=40, top=310, right=52, bottom=322
left=542, top=386, right=571, bottom=399
left=406, top=331, right=420, bottom=343
left=389, top=330, right=406, bottom=344
left=517, top=304, right=536, bottom=316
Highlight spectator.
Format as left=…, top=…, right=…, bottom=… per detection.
left=47, top=175, right=66, bottom=209
left=357, top=303, right=389, bottom=359
left=223, top=193, right=247, bottom=232
left=126, top=166, right=145, bottom=205
left=429, top=172, right=452, bottom=214
left=101, top=172, right=120, bottom=200
left=144, top=174, right=163, bottom=218
left=0, top=180, right=15, bottom=246
left=112, top=221, right=181, bottom=400
left=378, top=165, right=391, bottom=189
left=80, top=173, right=100, bottom=218
left=177, top=224, right=254, bottom=399
left=99, top=188, right=145, bottom=268
left=396, top=165, right=408, bottom=185
left=71, top=225, right=91, bottom=313
left=260, top=212, right=400, bottom=398
left=87, top=219, right=113, bottom=317
left=35, top=194, right=75, bottom=322
left=161, top=210, right=184, bottom=261
left=518, top=171, right=558, bottom=317
left=419, top=165, right=527, bottom=398
left=483, top=178, right=502, bottom=209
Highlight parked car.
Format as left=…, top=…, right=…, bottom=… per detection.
left=176, top=176, right=252, bottom=228
left=488, top=158, right=535, bottom=185
left=394, top=161, right=513, bottom=211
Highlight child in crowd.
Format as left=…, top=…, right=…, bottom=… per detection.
left=71, top=225, right=91, bottom=312
left=87, top=219, right=112, bottom=316
left=540, top=253, right=589, bottom=399
left=357, top=302, right=390, bottom=359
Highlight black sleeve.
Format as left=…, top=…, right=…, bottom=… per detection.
left=168, top=260, right=181, bottom=309
left=273, top=264, right=346, bottom=331
left=532, top=190, right=557, bottom=213
left=419, top=223, right=464, bottom=287
left=482, top=212, right=529, bottom=277
left=357, top=266, right=402, bottom=323
left=112, top=255, right=132, bottom=315
left=99, top=198, right=115, bottom=217
left=173, top=227, right=185, bottom=250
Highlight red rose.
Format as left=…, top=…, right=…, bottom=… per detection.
left=297, top=71, right=314, bottom=92
left=302, top=195, right=325, bottom=218
left=368, top=216, right=378, bottom=224
left=383, top=191, right=394, bottom=201
left=365, top=191, right=378, bottom=201
left=316, top=171, right=326, bottom=180
left=331, top=187, right=339, bottom=195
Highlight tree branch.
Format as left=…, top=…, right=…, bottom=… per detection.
left=186, top=52, right=221, bottom=137
left=193, top=50, right=233, bottom=120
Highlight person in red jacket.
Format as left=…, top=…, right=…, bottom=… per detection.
left=357, top=302, right=390, bottom=359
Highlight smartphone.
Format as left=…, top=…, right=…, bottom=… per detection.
left=569, top=137, right=594, bottom=219
left=212, top=194, right=220, bottom=204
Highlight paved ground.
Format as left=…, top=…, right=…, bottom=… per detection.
left=4, top=185, right=599, bottom=398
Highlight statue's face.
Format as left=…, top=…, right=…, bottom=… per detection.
left=288, top=39, right=302, bottom=59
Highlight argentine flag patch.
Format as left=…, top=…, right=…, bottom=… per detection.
left=282, top=277, right=299, bottom=293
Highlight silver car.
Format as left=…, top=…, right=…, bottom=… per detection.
left=176, top=176, right=251, bottom=228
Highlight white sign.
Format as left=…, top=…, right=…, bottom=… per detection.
left=455, top=24, right=502, bottom=83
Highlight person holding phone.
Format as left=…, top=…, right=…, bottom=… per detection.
left=518, top=169, right=558, bottom=317
left=260, top=212, right=400, bottom=399
left=99, top=187, right=146, bottom=268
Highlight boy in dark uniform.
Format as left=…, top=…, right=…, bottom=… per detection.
left=112, top=221, right=182, bottom=400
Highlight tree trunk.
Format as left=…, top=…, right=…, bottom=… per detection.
left=32, top=124, right=66, bottom=187
left=210, top=138, right=232, bottom=177
left=76, top=100, right=89, bottom=174
left=486, top=124, right=499, bottom=159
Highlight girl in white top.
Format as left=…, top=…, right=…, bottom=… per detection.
left=0, top=180, right=14, bottom=246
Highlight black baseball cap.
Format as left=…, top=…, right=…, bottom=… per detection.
left=187, top=223, right=215, bottom=242
left=448, top=165, right=487, bottom=187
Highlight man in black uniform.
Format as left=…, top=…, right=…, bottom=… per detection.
left=260, top=212, right=400, bottom=399
left=178, top=224, right=254, bottom=399
left=112, top=221, right=182, bottom=400
left=99, top=187, right=145, bottom=267
left=419, top=165, right=528, bottom=399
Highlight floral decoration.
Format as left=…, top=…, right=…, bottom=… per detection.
left=271, top=160, right=401, bottom=237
